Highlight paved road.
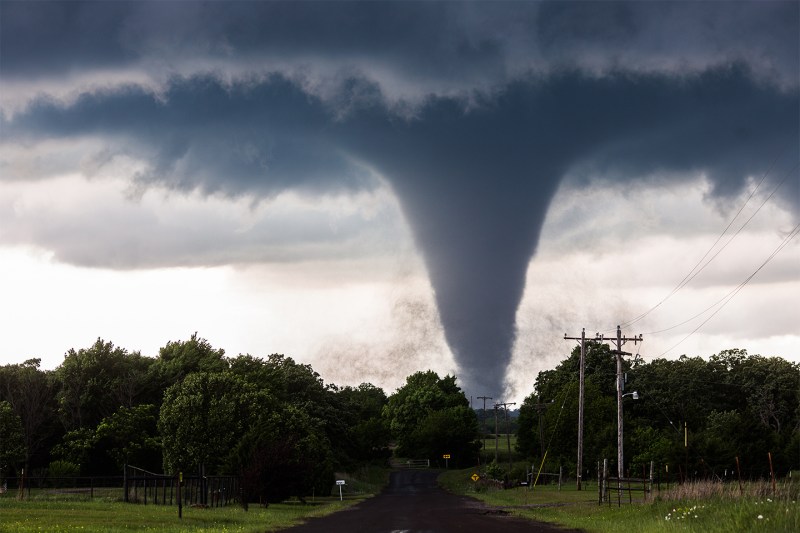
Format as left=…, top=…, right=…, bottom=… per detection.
left=282, top=469, right=583, bottom=532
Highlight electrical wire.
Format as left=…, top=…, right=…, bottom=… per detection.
left=651, top=221, right=800, bottom=357
left=616, top=153, right=797, bottom=331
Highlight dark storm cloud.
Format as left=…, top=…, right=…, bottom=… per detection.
left=1, top=1, right=798, bottom=396
left=6, top=65, right=796, bottom=395
left=3, top=2, right=797, bottom=86
left=6, top=75, right=374, bottom=196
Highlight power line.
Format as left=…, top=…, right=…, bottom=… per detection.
left=651, top=221, right=800, bottom=357
left=617, top=155, right=797, bottom=331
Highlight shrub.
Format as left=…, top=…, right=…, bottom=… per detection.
left=48, top=461, right=80, bottom=488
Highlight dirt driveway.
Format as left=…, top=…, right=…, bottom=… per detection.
left=282, top=469, right=582, bottom=532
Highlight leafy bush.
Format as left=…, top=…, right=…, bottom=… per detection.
left=484, top=460, right=504, bottom=480
left=48, top=460, right=80, bottom=487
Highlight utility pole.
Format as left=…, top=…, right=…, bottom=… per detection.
left=532, top=398, right=553, bottom=460
left=493, top=404, right=499, bottom=462
left=564, top=328, right=587, bottom=490
left=605, top=325, right=643, bottom=480
left=496, top=402, right=516, bottom=472
left=477, top=396, right=493, bottom=453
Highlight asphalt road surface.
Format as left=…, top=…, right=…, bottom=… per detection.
left=282, top=469, right=583, bottom=532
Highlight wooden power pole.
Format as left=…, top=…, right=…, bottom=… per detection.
left=606, top=325, right=643, bottom=480
left=564, top=328, right=587, bottom=490
left=496, top=402, right=517, bottom=472
left=477, top=395, right=493, bottom=453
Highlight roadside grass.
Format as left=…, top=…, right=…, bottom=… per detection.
left=0, top=468, right=390, bottom=532
left=439, top=467, right=800, bottom=532
left=0, top=497, right=362, bottom=532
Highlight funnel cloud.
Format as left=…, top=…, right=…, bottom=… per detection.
left=1, top=2, right=798, bottom=397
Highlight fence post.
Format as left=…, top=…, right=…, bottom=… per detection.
left=17, top=468, right=24, bottom=501
left=602, top=459, right=608, bottom=505
left=735, top=456, right=743, bottom=496
left=597, top=461, right=602, bottom=504
left=768, top=452, right=776, bottom=496
left=177, top=472, right=182, bottom=519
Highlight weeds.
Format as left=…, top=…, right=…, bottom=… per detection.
left=655, top=478, right=799, bottom=503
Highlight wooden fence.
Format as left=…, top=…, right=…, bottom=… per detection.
left=598, top=459, right=654, bottom=506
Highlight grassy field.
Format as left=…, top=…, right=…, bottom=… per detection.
left=0, top=498, right=364, bottom=532
left=478, top=434, right=521, bottom=465
left=439, top=467, right=800, bottom=532
left=0, top=468, right=389, bottom=533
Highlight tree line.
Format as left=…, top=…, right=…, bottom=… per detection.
left=0, top=334, right=478, bottom=502
left=2, top=335, right=795, bottom=499
left=517, top=344, right=799, bottom=481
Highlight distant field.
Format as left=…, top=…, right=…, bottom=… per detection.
left=479, top=434, right=520, bottom=463
left=439, top=468, right=800, bottom=533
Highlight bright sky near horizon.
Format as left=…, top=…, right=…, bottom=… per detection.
left=1, top=1, right=798, bottom=402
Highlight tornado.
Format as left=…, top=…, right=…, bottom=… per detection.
left=340, top=69, right=799, bottom=398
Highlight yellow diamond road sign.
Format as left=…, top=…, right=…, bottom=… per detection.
left=471, top=473, right=480, bottom=482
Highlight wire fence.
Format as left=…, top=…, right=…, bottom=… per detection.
left=1, top=466, right=240, bottom=508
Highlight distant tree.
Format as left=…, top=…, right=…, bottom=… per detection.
left=0, top=401, right=25, bottom=478
left=383, top=371, right=478, bottom=465
left=410, top=405, right=480, bottom=467
left=337, top=383, right=391, bottom=463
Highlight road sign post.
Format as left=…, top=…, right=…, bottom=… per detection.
left=336, top=479, right=345, bottom=501
left=443, top=454, right=451, bottom=469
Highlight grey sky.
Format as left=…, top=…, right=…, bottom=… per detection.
left=1, top=1, right=798, bottom=398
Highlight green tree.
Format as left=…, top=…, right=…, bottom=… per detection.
left=95, top=404, right=161, bottom=471
left=383, top=371, right=478, bottom=465
left=51, top=427, right=96, bottom=472
left=229, top=353, right=359, bottom=468
left=234, top=404, right=334, bottom=505
left=54, top=339, right=147, bottom=430
left=518, top=341, right=617, bottom=473
left=158, top=372, right=270, bottom=474
left=0, top=359, right=57, bottom=471
left=337, top=383, right=391, bottom=463
left=0, top=401, right=25, bottom=477
left=409, top=405, right=480, bottom=467
left=151, top=333, right=228, bottom=392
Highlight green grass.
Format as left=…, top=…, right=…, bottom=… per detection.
left=439, top=468, right=800, bottom=532
left=0, top=468, right=392, bottom=533
left=0, top=498, right=366, bottom=532
left=479, top=434, right=522, bottom=466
